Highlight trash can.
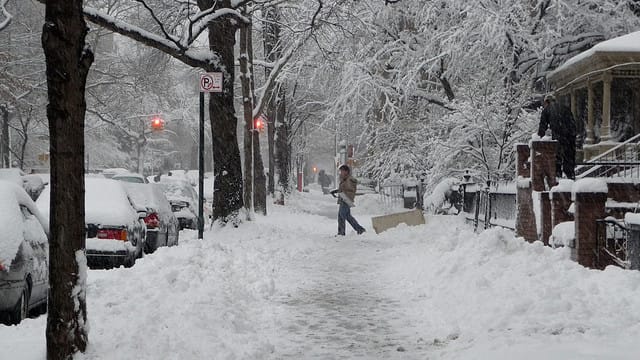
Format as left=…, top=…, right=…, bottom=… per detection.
left=403, top=184, right=417, bottom=209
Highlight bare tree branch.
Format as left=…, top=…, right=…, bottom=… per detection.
left=0, top=0, right=11, bottom=31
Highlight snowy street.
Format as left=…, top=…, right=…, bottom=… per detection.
left=2, top=188, right=640, bottom=359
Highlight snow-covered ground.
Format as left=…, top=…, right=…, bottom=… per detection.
left=2, top=188, right=640, bottom=359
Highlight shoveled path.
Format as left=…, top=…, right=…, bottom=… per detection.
left=267, top=195, right=432, bottom=359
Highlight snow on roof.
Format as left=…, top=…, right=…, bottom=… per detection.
left=0, top=180, right=48, bottom=270
left=572, top=178, right=608, bottom=195
left=553, top=30, right=640, bottom=75
left=37, top=178, right=137, bottom=227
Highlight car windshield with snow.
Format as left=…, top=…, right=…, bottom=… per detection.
left=0, top=180, right=49, bottom=325
left=158, top=178, right=198, bottom=230
left=123, top=183, right=179, bottom=253
left=36, top=178, right=147, bottom=269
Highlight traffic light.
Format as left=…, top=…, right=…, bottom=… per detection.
left=150, top=116, right=164, bottom=131
left=254, top=116, right=265, bottom=132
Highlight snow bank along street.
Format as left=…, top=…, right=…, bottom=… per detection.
left=2, top=189, right=640, bottom=359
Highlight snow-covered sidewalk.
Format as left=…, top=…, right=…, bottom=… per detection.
left=2, top=189, right=640, bottom=359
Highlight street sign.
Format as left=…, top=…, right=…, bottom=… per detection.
left=199, top=72, right=223, bottom=93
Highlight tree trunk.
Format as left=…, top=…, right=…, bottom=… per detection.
left=276, top=91, right=290, bottom=193
left=239, top=16, right=253, bottom=216
left=263, top=7, right=279, bottom=197
left=200, top=0, right=243, bottom=223
left=267, top=102, right=276, bottom=195
left=18, top=111, right=32, bottom=170
left=263, top=6, right=287, bottom=196
left=1, top=104, right=9, bottom=168
left=253, top=130, right=267, bottom=214
left=247, top=18, right=267, bottom=215
left=41, top=1, right=93, bottom=359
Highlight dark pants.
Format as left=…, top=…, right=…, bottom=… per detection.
left=556, top=140, right=576, bottom=179
left=338, top=202, right=364, bottom=235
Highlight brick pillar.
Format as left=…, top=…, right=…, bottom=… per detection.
left=573, top=179, right=608, bottom=269
left=551, top=192, right=573, bottom=227
left=516, top=144, right=529, bottom=177
left=515, top=144, right=537, bottom=242
left=540, top=192, right=552, bottom=246
left=530, top=140, right=558, bottom=192
left=550, top=180, right=574, bottom=229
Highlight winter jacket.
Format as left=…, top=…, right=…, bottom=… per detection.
left=339, top=175, right=357, bottom=202
left=538, top=102, right=576, bottom=141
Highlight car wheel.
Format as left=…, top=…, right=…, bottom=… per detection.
left=124, top=255, right=135, bottom=268
left=11, top=285, right=30, bottom=325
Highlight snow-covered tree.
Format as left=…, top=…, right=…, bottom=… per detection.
left=291, top=0, right=640, bottom=190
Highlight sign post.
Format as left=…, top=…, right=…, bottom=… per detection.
left=198, top=72, right=222, bottom=240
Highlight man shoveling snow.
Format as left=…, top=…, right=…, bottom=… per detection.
left=330, top=164, right=366, bottom=236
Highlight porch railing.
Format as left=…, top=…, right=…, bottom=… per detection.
left=577, top=133, right=640, bottom=178
left=595, top=217, right=629, bottom=269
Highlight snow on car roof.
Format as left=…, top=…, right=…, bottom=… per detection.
left=37, top=178, right=137, bottom=226
left=0, top=168, right=24, bottom=187
left=0, top=180, right=48, bottom=270
left=159, top=179, right=198, bottom=202
left=123, top=183, right=174, bottom=222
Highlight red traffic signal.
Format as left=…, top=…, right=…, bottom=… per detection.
left=150, top=116, right=164, bottom=131
left=254, top=116, right=266, bottom=132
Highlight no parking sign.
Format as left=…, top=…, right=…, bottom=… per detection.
left=199, top=72, right=223, bottom=93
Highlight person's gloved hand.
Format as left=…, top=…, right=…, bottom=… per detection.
left=329, top=189, right=339, bottom=195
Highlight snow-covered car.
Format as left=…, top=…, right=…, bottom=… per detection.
left=112, top=172, right=149, bottom=184
left=37, top=178, right=147, bottom=269
left=0, top=180, right=49, bottom=325
left=0, top=168, right=46, bottom=201
left=158, top=179, right=199, bottom=230
left=123, top=183, right=179, bottom=253
left=101, top=168, right=130, bottom=179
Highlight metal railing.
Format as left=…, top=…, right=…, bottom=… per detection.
left=577, top=133, right=640, bottom=178
left=463, top=184, right=516, bottom=232
left=595, top=217, right=629, bottom=269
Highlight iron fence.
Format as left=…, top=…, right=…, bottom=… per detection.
left=595, top=218, right=629, bottom=269
left=463, top=183, right=516, bottom=232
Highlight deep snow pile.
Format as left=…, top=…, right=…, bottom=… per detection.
left=373, top=219, right=640, bottom=359
left=2, top=190, right=640, bottom=359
